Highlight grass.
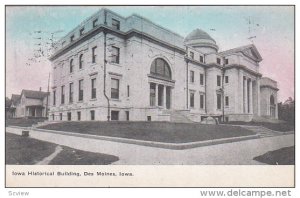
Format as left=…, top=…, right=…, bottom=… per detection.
left=39, top=121, right=255, bottom=143
left=253, top=146, right=295, bottom=165
left=224, top=121, right=294, bottom=132
left=6, top=118, right=47, bottom=127
left=6, top=133, right=119, bottom=165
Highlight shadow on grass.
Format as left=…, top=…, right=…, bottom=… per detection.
left=253, top=146, right=295, bottom=165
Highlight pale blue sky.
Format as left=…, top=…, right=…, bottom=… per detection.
left=6, top=6, right=294, bottom=101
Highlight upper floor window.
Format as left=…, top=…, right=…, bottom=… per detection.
left=79, top=27, right=85, bottom=36
left=61, top=86, right=65, bottom=104
left=217, top=75, right=221, bottom=86
left=111, top=46, right=120, bottom=64
left=93, top=18, right=98, bottom=28
left=200, top=55, right=204, bottom=63
left=69, top=83, right=74, bottom=103
left=53, top=90, right=56, bottom=106
left=190, top=51, right=194, bottom=59
left=217, top=93, right=222, bottom=110
left=70, top=35, right=75, bottom=42
left=225, top=58, right=229, bottom=65
left=225, top=96, right=229, bottom=106
left=79, top=54, right=84, bottom=69
left=200, top=94, right=204, bottom=109
left=111, top=78, right=119, bottom=99
left=92, top=46, right=97, bottom=63
left=200, top=73, right=204, bottom=85
left=112, top=19, right=120, bottom=30
left=190, top=71, right=195, bottom=83
left=91, top=78, right=96, bottom=99
left=217, top=58, right=221, bottom=65
left=150, top=58, right=172, bottom=80
left=225, top=76, right=229, bottom=83
left=70, top=59, right=74, bottom=73
left=78, top=80, right=84, bottom=101
left=190, top=92, right=195, bottom=108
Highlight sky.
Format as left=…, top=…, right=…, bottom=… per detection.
left=6, top=6, right=294, bottom=102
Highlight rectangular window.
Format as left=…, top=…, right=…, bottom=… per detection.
left=78, top=80, right=84, bottom=101
left=217, top=93, right=222, bottom=110
left=225, top=76, right=229, bottom=83
left=217, top=58, right=221, bottom=64
left=200, top=94, right=204, bottom=109
left=190, top=92, right=195, bottom=108
left=111, top=78, right=119, bottom=99
left=61, top=86, right=65, bottom=104
left=70, top=35, right=75, bottom=42
left=127, top=85, right=130, bottom=97
left=200, top=55, right=204, bottom=63
left=111, top=111, right=119, bottom=121
left=67, top=112, right=71, bottom=121
left=217, top=75, right=221, bottom=86
left=125, top=111, right=129, bottom=121
left=150, top=83, right=156, bottom=106
left=53, top=90, right=56, bottom=105
left=69, top=83, right=73, bottom=103
left=200, top=73, right=204, bottom=85
left=77, top=111, right=81, bottom=121
left=225, top=96, right=229, bottom=106
left=79, top=27, right=84, bottom=36
left=112, top=19, right=120, bottom=30
left=190, top=71, right=194, bottom=83
left=59, top=113, right=62, bottom=120
left=111, top=46, right=120, bottom=64
left=93, top=18, right=98, bottom=28
left=52, top=114, right=54, bottom=121
left=225, top=58, right=229, bottom=65
left=91, top=78, right=96, bottom=99
left=92, top=46, right=97, bottom=63
left=90, top=110, right=95, bottom=120
left=190, top=51, right=194, bottom=59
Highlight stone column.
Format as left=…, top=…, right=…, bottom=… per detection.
left=164, top=85, right=167, bottom=108
left=243, top=77, right=247, bottom=113
left=249, top=79, right=253, bottom=114
left=239, top=70, right=244, bottom=114
left=257, top=78, right=261, bottom=116
left=35, top=108, right=37, bottom=117
left=155, top=83, right=158, bottom=106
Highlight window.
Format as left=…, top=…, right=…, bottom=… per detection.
left=147, top=116, right=151, bottom=121
left=150, top=83, right=156, bottom=106
left=53, top=90, right=56, bottom=105
left=79, top=54, right=84, bottom=69
left=92, top=46, right=97, bottom=63
left=69, top=83, right=74, bottom=103
left=225, top=96, right=229, bottom=106
left=200, top=55, right=204, bottom=63
left=80, top=28, right=85, bottom=36
left=112, top=19, right=120, bottom=30
left=225, top=58, right=229, bottom=65
left=111, top=46, right=120, bottom=64
left=225, top=76, right=229, bottom=83
left=125, top=111, right=129, bottom=121
left=111, top=111, right=119, bottom=121
left=93, top=18, right=98, bottom=28
left=200, top=94, right=204, bottom=109
left=190, top=71, right=195, bottom=83
left=111, top=78, right=119, bottom=99
left=190, top=92, right=195, bottom=108
left=70, top=35, right=75, bottom=42
left=52, top=114, right=54, bottom=121
left=217, top=58, right=221, bottom=64
left=190, top=51, right=194, bottom=59
left=200, top=73, right=204, bottom=85
left=90, top=110, right=95, bottom=120
left=77, top=111, right=81, bottom=121
left=59, top=113, right=62, bottom=120
left=127, top=85, right=130, bottom=97
left=78, top=80, right=84, bottom=101
left=70, top=59, right=74, bottom=73
left=217, top=75, right=221, bottom=86
left=150, top=58, right=172, bottom=79
left=217, top=93, right=222, bottom=110
left=67, top=112, right=71, bottom=121
left=61, top=86, right=65, bottom=104
left=91, top=78, right=96, bottom=99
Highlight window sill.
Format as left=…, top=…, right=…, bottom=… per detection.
left=111, top=98, right=121, bottom=102
left=110, top=62, right=121, bottom=67
left=90, top=98, right=97, bottom=101
left=78, top=100, right=83, bottom=103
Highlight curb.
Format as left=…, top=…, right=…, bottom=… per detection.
left=7, top=126, right=260, bottom=150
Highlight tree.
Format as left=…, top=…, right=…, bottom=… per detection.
left=278, top=97, right=295, bottom=123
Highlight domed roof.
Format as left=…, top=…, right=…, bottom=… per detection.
left=184, top=28, right=215, bottom=43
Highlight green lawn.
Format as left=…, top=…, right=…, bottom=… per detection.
left=39, top=121, right=255, bottom=143
left=253, top=146, right=295, bottom=165
left=6, top=133, right=119, bottom=165
left=6, top=118, right=47, bottom=127
left=224, top=121, right=294, bottom=132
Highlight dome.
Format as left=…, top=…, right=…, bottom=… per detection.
left=184, top=29, right=216, bottom=43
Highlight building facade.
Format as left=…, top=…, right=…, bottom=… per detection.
left=49, top=8, right=278, bottom=122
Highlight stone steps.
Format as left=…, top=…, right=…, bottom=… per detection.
left=240, top=125, right=279, bottom=138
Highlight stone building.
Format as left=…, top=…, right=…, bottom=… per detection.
left=48, top=8, right=278, bottom=122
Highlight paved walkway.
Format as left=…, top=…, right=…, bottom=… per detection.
left=7, top=128, right=294, bottom=165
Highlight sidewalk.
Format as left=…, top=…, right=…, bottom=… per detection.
left=6, top=127, right=294, bottom=165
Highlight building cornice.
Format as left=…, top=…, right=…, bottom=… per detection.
left=260, top=85, right=279, bottom=91
left=224, top=64, right=262, bottom=77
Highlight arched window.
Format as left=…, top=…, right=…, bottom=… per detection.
left=79, top=54, right=84, bottom=69
left=150, top=58, right=171, bottom=79
left=270, top=95, right=275, bottom=105
left=70, top=59, right=74, bottom=73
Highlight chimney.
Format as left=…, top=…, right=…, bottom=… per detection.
left=39, top=87, right=42, bottom=92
